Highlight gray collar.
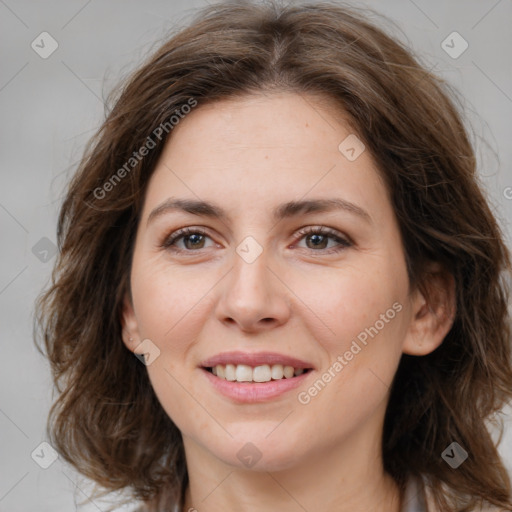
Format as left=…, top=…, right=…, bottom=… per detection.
left=168, top=477, right=427, bottom=512
left=401, top=476, right=427, bottom=512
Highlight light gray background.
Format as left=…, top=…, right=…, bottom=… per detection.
left=1, top=0, right=511, bottom=510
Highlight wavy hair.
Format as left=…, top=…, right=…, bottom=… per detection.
left=35, top=1, right=512, bottom=510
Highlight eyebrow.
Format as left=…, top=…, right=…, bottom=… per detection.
left=147, top=197, right=373, bottom=226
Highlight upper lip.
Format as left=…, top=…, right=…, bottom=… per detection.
left=201, top=351, right=314, bottom=369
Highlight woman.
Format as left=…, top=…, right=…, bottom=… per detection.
left=35, top=2, right=512, bottom=511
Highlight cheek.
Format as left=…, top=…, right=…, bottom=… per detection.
left=130, top=262, right=213, bottom=431
left=309, top=264, right=405, bottom=348
left=301, top=265, right=408, bottom=413
left=131, top=258, right=213, bottom=348
left=328, top=277, right=407, bottom=367
left=297, top=280, right=406, bottom=438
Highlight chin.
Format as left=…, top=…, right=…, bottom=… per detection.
left=205, top=434, right=308, bottom=473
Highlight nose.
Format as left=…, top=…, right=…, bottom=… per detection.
left=215, top=247, right=291, bottom=333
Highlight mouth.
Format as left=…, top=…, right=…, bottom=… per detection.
left=203, top=364, right=313, bottom=383
left=199, top=351, right=314, bottom=403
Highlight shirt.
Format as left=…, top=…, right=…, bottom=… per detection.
left=401, top=476, right=427, bottom=512
left=136, top=476, right=427, bottom=511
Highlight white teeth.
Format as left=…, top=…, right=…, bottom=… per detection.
left=235, top=364, right=253, bottom=382
left=210, top=363, right=308, bottom=382
left=271, top=364, right=284, bottom=380
left=253, top=365, right=271, bottom=382
left=225, top=364, right=236, bottom=381
left=283, top=365, right=294, bottom=379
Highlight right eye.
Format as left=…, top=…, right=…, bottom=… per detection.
left=161, top=227, right=216, bottom=253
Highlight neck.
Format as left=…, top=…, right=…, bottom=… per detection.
left=181, top=424, right=403, bottom=512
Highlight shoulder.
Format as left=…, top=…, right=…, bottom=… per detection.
left=407, top=476, right=510, bottom=512
left=474, top=507, right=511, bottom=512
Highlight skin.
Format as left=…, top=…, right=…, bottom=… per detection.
left=122, top=92, right=455, bottom=512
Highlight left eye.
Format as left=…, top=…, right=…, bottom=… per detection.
left=294, top=227, right=352, bottom=252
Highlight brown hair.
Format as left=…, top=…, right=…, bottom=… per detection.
left=35, top=1, right=512, bottom=510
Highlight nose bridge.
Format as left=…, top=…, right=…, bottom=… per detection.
left=232, top=244, right=270, bottom=299
left=215, top=238, right=290, bottom=330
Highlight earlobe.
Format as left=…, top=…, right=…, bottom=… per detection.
left=402, top=263, right=456, bottom=356
left=120, top=293, right=141, bottom=352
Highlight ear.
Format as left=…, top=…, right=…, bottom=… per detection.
left=120, top=292, right=142, bottom=354
left=402, top=262, right=456, bottom=356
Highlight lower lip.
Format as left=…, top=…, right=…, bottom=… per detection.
left=201, top=368, right=311, bottom=403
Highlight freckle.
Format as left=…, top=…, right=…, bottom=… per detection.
left=305, top=122, right=309, bottom=127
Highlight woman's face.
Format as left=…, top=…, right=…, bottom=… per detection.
left=122, top=92, right=432, bottom=472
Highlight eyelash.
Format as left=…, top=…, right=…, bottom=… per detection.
left=160, top=226, right=352, bottom=255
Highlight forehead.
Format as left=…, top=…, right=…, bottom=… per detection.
left=141, top=92, right=392, bottom=226
left=165, top=92, right=351, bottom=157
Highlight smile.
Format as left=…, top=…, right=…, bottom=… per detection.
left=205, top=363, right=311, bottom=382
left=199, top=350, right=314, bottom=402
